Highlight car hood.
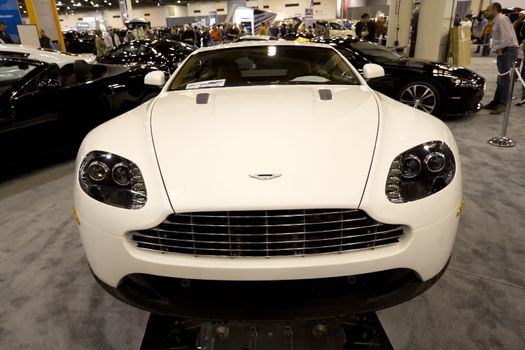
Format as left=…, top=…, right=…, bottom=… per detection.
left=150, top=85, right=379, bottom=213
left=382, top=58, right=481, bottom=78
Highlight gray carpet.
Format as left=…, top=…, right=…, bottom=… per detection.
left=0, top=57, right=523, bottom=349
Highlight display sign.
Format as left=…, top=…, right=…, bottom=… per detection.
left=0, top=0, right=23, bottom=43
left=118, top=0, right=128, bottom=24
left=304, top=8, right=314, bottom=31
left=208, top=11, right=217, bottom=26
left=16, top=24, right=39, bottom=47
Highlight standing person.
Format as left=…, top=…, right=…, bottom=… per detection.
left=210, top=24, right=222, bottom=45
left=239, top=23, right=246, bottom=37
left=278, top=23, right=287, bottom=38
left=94, top=30, right=106, bottom=58
left=375, top=16, right=385, bottom=41
left=258, top=23, right=268, bottom=36
left=182, top=24, right=195, bottom=45
left=475, top=12, right=487, bottom=53
left=104, top=28, right=121, bottom=51
left=515, top=11, right=525, bottom=106
left=314, top=22, right=327, bottom=37
left=483, top=2, right=520, bottom=114
left=269, top=22, right=280, bottom=37
left=514, top=10, right=525, bottom=43
left=201, top=26, right=211, bottom=47
left=0, top=22, right=13, bottom=44
left=480, top=15, right=493, bottom=56
left=39, top=29, right=52, bottom=49
left=226, top=23, right=240, bottom=41
left=355, top=13, right=376, bottom=42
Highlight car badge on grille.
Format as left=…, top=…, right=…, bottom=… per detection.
left=249, top=174, right=282, bottom=180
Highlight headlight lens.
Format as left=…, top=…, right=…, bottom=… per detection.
left=79, top=151, right=147, bottom=209
left=385, top=141, right=455, bottom=203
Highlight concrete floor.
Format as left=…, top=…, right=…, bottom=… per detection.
left=1, top=57, right=524, bottom=349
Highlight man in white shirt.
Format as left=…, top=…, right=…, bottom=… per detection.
left=483, top=2, right=519, bottom=114
left=103, top=28, right=121, bottom=52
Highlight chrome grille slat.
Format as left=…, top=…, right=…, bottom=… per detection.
left=133, top=228, right=398, bottom=245
left=162, top=217, right=368, bottom=228
left=133, top=227, right=400, bottom=242
left=150, top=223, right=384, bottom=236
left=132, top=242, right=400, bottom=257
left=128, top=209, right=404, bottom=257
left=173, top=210, right=359, bottom=219
left=130, top=235, right=401, bottom=252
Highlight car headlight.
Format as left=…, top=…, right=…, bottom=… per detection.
left=79, top=151, right=147, bottom=209
left=385, top=141, right=455, bottom=203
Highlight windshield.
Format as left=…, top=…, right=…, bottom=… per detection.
left=0, top=61, right=37, bottom=96
left=351, top=41, right=402, bottom=61
left=169, top=45, right=360, bottom=90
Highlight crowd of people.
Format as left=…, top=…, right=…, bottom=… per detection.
left=466, top=8, right=525, bottom=58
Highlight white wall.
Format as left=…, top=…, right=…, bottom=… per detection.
left=166, top=5, right=188, bottom=18
left=263, top=0, right=337, bottom=20
left=58, top=5, right=168, bottom=30
left=499, top=0, right=525, bottom=8
left=59, top=0, right=339, bottom=30
left=187, top=1, right=228, bottom=16
left=32, top=0, right=61, bottom=45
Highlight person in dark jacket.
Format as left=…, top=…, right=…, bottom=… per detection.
left=39, top=30, right=52, bottom=49
left=181, top=24, right=195, bottom=45
left=355, top=13, right=376, bottom=42
left=0, top=22, right=13, bottom=44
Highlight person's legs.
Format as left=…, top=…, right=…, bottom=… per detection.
left=517, top=59, right=525, bottom=105
left=491, top=47, right=519, bottom=113
left=481, top=35, right=491, bottom=56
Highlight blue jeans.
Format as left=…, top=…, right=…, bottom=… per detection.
left=493, top=46, right=519, bottom=105
left=520, top=59, right=525, bottom=99
left=481, top=34, right=491, bottom=56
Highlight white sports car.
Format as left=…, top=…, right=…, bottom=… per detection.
left=0, top=44, right=96, bottom=66
left=74, top=41, right=463, bottom=318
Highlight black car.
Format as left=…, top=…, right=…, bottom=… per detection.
left=98, top=39, right=195, bottom=74
left=0, top=57, right=158, bottom=170
left=62, top=30, right=96, bottom=54
left=312, top=37, right=485, bottom=117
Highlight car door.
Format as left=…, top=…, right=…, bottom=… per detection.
left=0, top=60, right=63, bottom=165
left=7, top=62, right=70, bottom=157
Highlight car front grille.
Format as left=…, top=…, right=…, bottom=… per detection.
left=128, top=209, right=404, bottom=257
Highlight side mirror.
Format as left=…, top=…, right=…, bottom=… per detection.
left=362, top=63, right=385, bottom=79
left=144, top=71, right=166, bottom=87
left=38, top=79, right=61, bottom=90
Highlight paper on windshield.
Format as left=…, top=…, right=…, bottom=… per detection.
left=186, top=79, right=226, bottom=90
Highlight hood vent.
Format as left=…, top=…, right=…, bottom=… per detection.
left=196, top=93, right=210, bottom=104
left=318, top=89, right=332, bottom=101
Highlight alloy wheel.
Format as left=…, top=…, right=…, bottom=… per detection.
left=399, top=84, right=437, bottom=114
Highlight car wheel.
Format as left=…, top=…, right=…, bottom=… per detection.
left=398, top=82, right=441, bottom=115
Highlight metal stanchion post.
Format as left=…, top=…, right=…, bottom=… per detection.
left=488, top=61, right=517, bottom=147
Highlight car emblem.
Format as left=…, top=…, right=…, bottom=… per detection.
left=249, top=174, right=282, bottom=180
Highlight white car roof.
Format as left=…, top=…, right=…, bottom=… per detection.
left=0, top=44, right=95, bottom=67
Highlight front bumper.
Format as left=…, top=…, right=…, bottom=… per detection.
left=442, top=84, right=484, bottom=117
left=94, top=262, right=449, bottom=320
left=78, top=203, right=459, bottom=286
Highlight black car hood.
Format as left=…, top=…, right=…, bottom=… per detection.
left=380, top=58, right=479, bottom=79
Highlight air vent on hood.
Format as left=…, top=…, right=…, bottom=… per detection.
left=318, top=89, right=332, bottom=101
left=196, top=93, right=210, bottom=104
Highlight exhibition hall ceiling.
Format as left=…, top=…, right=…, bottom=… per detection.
left=17, top=0, right=215, bottom=15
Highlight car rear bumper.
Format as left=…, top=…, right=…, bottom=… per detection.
left=93, top=261, right=449, bottom=320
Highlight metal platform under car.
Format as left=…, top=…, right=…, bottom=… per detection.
left=140, top=313, right=393, bottom=350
